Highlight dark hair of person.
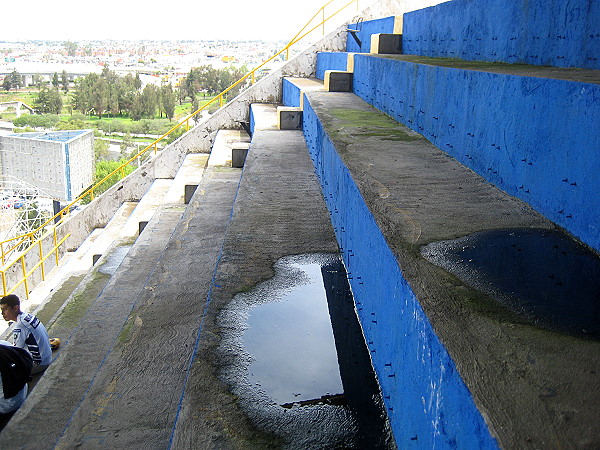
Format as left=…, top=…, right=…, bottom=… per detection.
left=0, top=294, right=20, bottom=308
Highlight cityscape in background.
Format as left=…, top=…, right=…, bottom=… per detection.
left=0, top=39, right=306, bottom=88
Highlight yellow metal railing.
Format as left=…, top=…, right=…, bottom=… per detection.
left=0, top=0, right=361, bottom=298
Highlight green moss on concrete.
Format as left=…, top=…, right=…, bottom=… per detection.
left=117, top=314, right=136, bottom=345
left=329, top=108, right=424, bottom=142
left=36, top=274, right=85, bottom=326
left=378, top=55, right=600, bottom=84
left=47, top=272, right=111, bottom=335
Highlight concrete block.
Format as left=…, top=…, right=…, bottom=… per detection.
left=324, top=71, right=353, bottom=92
left=139, top=221, right=148, bottom=235
left=232, top=142, right=250, bottom=168
left=184, top=184, right=198, bottom=204
left=277, top=106, right=303, bottom=130
left=370, top=34, right=402, bottom=54
left=346, top=53, right=358, bottom=73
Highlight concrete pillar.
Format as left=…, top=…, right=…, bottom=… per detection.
left=232, top=142, right=250, bottom=168
left=324, top=71, right=353, bottom=92
left=370, top=34, right=402, bottom=54
left=184, top=184, right=198, bottom=204
left=277, top=106, right=303, bottom=130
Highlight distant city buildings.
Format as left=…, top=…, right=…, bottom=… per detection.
left=0, top=130, right=94, bottom=201
left=0, top=39, right=293, bottom=88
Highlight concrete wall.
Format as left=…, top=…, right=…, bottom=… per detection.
left=315, top=52, right=350, bottom=80
left=346, top=16, right=398, bottom=52
left=403, top=0, right=600, bottom=69
left=65, top=131, right=94, bottom=201
left=351, top=54, right=600, bottom=252
left=0, top=136, right=67, bottom=200
left=302, top=95, right=497, bottom=449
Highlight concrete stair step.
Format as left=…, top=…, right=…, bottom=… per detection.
left=207, top=129, right=250, bottom=167
left=0, top=163, right=243, bottom=448
left=0, top=201, right=186, bottom=447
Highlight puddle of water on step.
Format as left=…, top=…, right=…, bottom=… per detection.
left=97, top=245, right=131, bottom=275
left=218, top=253, right=393, bottom=449
left=243, top=262, right=342, bottom=405
left=422, top=228, right=600, bottom=339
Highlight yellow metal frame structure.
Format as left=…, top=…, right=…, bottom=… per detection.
left=0, top=0, right=360, bottom=298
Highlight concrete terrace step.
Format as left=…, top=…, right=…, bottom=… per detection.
left=299, top=87, right=600, bottom=447
left=52, top=166, right=242, bottom=449
left=249, top=103, right=278, bottom=131
left=163, top=153, right=209, bottom=204
left=207, top=130, right=250, bottom=167
left=0, top=203, right=186, bottom=448
left=169, top=129, right=340, bottom=448
left=0, top=163, right=242, bottom=448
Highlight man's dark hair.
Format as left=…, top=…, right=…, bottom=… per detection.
left=0, top=294, right=20, bottom=308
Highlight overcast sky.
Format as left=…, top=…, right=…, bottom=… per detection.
left=2, top=0, right=363, bottom=42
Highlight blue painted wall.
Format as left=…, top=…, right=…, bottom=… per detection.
left=316, top=52, right=350, bottom=80
left=302, top=96, right=497, bottom=448
left=351, top=54, right=600, bottom=252
left=403, top=0, right=600, bottom=69
left=282, top=78, right=302, bottom=107
left=346, top=16, right=397, bottom=53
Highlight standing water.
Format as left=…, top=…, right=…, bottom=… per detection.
left=219, top=254, right=394, bottom=449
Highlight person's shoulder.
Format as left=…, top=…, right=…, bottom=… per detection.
left=17, top=312, right=42, bottom=329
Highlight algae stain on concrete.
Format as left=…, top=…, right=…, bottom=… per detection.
left=330, top=108, right=424, bottom=141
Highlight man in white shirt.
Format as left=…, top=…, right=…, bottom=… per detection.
left=1, top=295, right=52, bottom=374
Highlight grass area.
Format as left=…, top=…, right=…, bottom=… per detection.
left=0, top=91, right=37, bottom=105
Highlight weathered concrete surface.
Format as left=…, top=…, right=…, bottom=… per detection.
left=0, top=204, right=186, bottom=448
left=170, top=130, right=339, bottom=447
left=304, top=90, right=600, bottom=448
left=2, top=24, right=347, bottom=299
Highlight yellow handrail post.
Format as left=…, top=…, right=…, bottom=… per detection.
left=38, top=239, right=45, bottom=281
left=1, top=243, right=5, bottom=265
left=154, top=142, right=158, bottom=154
left=1, top=271, right=6, bottom=297
left=186, top=119, right=190, bottom=131
left=53, top=228, right=59, bottom=265
left=20, top=255, right=29, bottom=299
left=219, top=96, right=224, bottom=108
left=251, top=71, right=255, bottom=84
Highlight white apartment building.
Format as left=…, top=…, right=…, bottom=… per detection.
left=0, top=130, right=94, bottom=201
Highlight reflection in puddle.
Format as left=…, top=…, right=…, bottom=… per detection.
left=422, top=228, right=600, bottom=339
left=244, top=262, right=342, bottom=405
left=219, top=254, right=393, bottom=449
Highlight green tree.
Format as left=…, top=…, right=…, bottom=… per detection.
left=52, top=72, right=60, bottom=89
left=34, top=86, right=63, bottom=114
left=86, top=160, right=136, bottom=202
left=10, top=69, right=22, bottom=90
left=94, top=138, right=110, bottom=162
left=161, top=83, right=176, bottom=121
left=63, top=41, right=78, bottom=56
left=32, top=73, right=43, bottom=88
left=2, top=77, right=11, bottom=91
left=61, top=70, right=69, bottom=92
